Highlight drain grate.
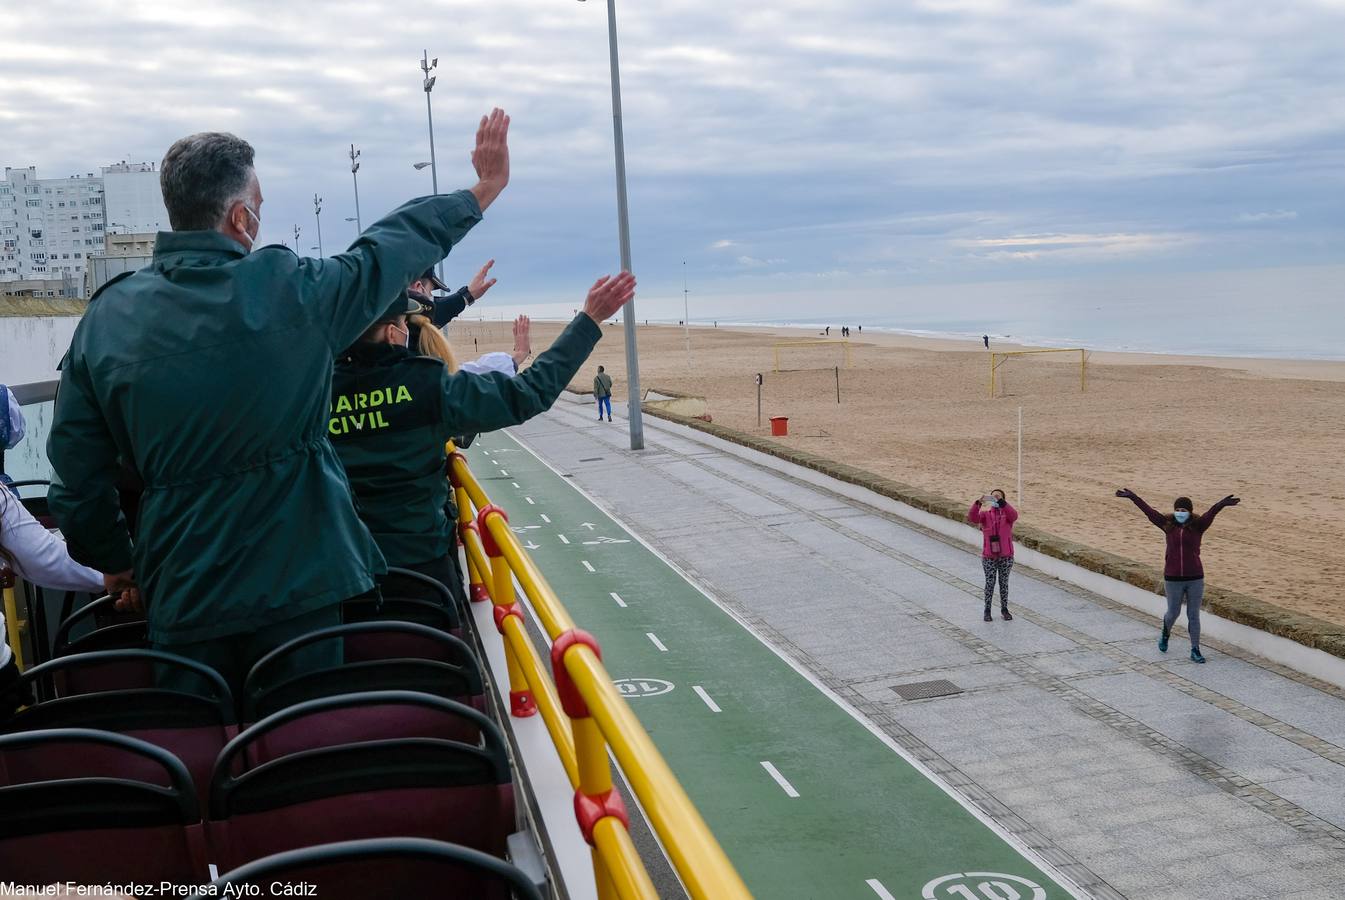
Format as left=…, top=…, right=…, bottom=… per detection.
left=890, top=679, right=963, bottom=701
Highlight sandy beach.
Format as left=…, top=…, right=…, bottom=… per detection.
left=450, top=317, right=1344, bottom=629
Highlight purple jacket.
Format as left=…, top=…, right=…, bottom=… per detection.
left=1128, top=495, right=1231, bottom=580
left=968, top=500, right=1018, bottom=558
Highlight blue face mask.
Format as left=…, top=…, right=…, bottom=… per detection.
left=1174, top=510, right=1191, bottom=524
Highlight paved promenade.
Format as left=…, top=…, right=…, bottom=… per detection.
left=487, top=396, right=1345, bottom=899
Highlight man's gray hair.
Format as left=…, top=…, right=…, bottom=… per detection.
left=160, top=132, right=255, bottom=232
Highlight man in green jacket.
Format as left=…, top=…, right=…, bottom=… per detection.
left=329, top=273, right=636, bottom=604
left=47, top=109, right=512, bottom=690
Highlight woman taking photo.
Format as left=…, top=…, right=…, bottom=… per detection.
left=1115, top=488, right=1240, bottom=663
left=969, top=489, right=1018, bottom=622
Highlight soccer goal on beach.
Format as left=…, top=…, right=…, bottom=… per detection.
left=772, top=339, right=853, bottom=372
left=989, top=347, right=1088, bottom=397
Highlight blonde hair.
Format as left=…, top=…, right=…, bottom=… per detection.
left=411, top=315, right=459, bottom=373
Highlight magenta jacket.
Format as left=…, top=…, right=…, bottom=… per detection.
left=1127, top=494, right=1232, bottom=580
left=968, top=500, right=1018, bottom=558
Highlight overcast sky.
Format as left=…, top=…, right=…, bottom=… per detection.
left=4, top=0, right=1342, bottom=319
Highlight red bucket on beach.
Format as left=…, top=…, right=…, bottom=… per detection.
left=769, top=416, right=789, bottom=437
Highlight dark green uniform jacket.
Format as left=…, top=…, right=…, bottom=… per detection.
left=47, top=191, right=483, bottom=644
left=330, top=314, right=601, bottom=568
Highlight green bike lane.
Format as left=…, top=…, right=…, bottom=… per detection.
left=467, top=431, right=1083, bottom=900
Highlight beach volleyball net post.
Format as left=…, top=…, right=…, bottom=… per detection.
left=772, top=339, right=853, bottom=373
left=989, top=348, right=1087, bottom=398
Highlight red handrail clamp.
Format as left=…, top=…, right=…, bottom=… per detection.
left=476, top=504, right=509, bottom=557
left=550, top=628, right=601, bottom=720
left=574, top=787, right=630, bottom=847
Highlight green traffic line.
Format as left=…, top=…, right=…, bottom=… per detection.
left=468, top=433, right=1078, bottom=900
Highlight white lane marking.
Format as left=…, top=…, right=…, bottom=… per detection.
left=525, top=497, right=535, bottom=505
left=512, top=482, right=520, bottom=489
left=760, top=761, right=799, bottom=798
left=558, top=534, right=570, bottom=545
left=540, top=514, right=551, bottom=523
left=609, top=592, right=628, bottom=608
left=492, top=459, right=500, bottom=465
left=865, top=879, right=897, bottom=900
left=581, top=560, right=595, bottom=572
left=500, top=469, right=510, bottom=476
left=692, top=685, right=721, bottom=713
left=646, top=632, right=668, bottom=652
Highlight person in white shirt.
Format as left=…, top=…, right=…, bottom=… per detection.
left=1, top=489, right=111, bottom=714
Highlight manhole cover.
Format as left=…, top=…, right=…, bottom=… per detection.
left=578, top=456, right=605, bottom=462
left=891, top=679, right=963, bottom=700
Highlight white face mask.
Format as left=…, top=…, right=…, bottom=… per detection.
left=389, top=322, right=410, bottom=348
left=241, top=205, right=262, bottom=252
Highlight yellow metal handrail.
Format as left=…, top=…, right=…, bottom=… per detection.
left=449, top=451, right=751, bottom=900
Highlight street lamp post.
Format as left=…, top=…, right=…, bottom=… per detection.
left=313, top=194, right=324, bottom=258
left=292, top=224, right=300, bottom=251
left=682, top=258, right=691, bottom=370
left=349, top=144, right=363, bottom=233
left=420, top=50, right=444, bottom=284
left=580, top=0, right=644, bottom=450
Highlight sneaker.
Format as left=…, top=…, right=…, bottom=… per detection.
left=983, top=608, right=992, bottom=622
left=1158, top=630, right=1169, bottom=653
left=1190, top=648, right=1206, bottom=664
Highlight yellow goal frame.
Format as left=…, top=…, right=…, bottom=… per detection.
left=772, top=339, right=853, bottom=372
left=990, top=348, right=1087, bottom=397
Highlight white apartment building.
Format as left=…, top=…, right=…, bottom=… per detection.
left=1, top=161, right=165, bottom=290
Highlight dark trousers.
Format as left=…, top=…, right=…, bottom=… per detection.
left=153, top=604, right=343, bottom=698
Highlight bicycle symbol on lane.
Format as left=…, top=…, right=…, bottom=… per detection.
left=922, top=873, right=1047, bottom=900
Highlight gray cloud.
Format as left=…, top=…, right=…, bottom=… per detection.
left=3, top=0, right=1342, bottom=318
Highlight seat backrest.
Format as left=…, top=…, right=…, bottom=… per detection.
left=242, top=622, right=484, bottom=722
left=3, top=650, right=235, bottom=803
left=0, top=728, right=205, bottom=884
left=198, top=837, right=543, bottom=900
left=380, top=565, right=460, bottom=616
left=53, top=595, right=149, bottom=663
left=208, top=691, right=514, bottom=870
left=342, top=594, right=460, bottom=643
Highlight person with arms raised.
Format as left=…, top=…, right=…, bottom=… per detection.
left=46, top=110, right=512, bottom=691
left=330, top=273, right=635, bottom=605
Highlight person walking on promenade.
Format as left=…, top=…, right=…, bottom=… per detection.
left=969, top=489, right=1018, bottom=621
left=1116, top=488, right=1240, bottom=663
left=594, top=365, right=613, bottom=421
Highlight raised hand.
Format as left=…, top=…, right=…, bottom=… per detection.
left=512, top=315, right=532, bottom=358
left=582, top=272, right=637, bottom=324
left=1115, top=488, right=1135, bottom=499
left=469, top=109, right=510, bottom=211
left=469, top=259, right=498, bottom=301
left=1221, top=494, right=1241, bottom=506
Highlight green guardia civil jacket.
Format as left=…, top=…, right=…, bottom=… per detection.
left=47, top=191, right=484, bottom=644
left=329, top=314, right=601, bottom=568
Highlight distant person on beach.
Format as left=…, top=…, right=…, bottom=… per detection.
left=594, top=365, right=614, bottom=422
left=983, top=334, right=989, bottom=349
left=1115, top=489, right=1240, bottom=663
left=969, top=490, right=1018, bottom=621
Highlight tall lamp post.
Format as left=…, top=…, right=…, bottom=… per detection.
left=579, top=0, right=644, bottom=450
left=349, top=144, right=363, bottom=233
left=682, top=258, right=691, bottom=370
left=420, top=50, right=445, bottom=284
left=313, top=194, right=324, bottom=258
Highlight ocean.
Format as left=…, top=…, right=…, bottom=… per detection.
left=702, top=264, right=1345, bottom=361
